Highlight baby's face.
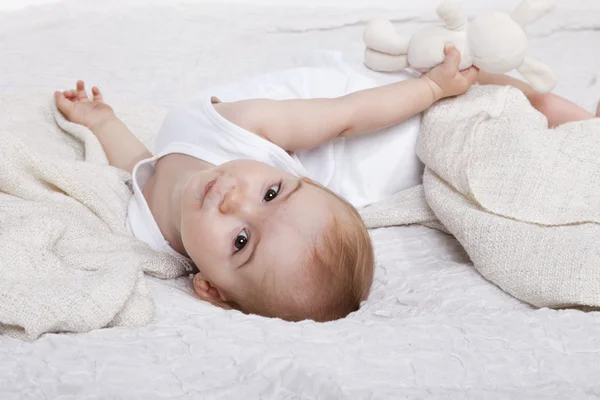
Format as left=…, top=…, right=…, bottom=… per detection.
left=179, top=159, right=334, bottom=310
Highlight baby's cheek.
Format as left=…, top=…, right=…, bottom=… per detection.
left=181, top=217, right=209, bottom=258
left=197, top=228, right=231, bottom=269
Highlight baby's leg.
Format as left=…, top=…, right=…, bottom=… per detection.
left=476, top=72, right=596, bottom=128
left=528, top=93, right=596, bottom=127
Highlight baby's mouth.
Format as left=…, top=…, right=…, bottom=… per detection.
left=201, top=178, right=217, bottom=207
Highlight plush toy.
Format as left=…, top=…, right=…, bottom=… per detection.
left=363, top=0, right=558, bottom=93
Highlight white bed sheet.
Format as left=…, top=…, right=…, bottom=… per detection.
left=1, top=0, right=600, bottom=398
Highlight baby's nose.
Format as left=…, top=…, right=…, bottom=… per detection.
left=219, top=178, right=258, bottom=217
left=218, top=187, right=243, bottom=215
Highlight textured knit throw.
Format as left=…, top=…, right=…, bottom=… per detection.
left=0, top=96, right=189, bottom=340
left=360, top=85, right=600, bottom=309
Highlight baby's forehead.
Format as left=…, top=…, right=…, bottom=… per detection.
left=251, top=182, right=338, bottom=280
left=254, top=222, right=323, bottom=308
left=254, top=204, right=328, bottom=273
left=259, top=211, right=324, bottom=262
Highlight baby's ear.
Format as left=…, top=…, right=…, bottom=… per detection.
left=192, top=273, right=230, bottom=307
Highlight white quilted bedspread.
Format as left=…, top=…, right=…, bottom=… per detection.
left=1, top=0, right=600, bottom=398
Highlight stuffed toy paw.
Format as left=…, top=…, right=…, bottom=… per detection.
left=363, top=0, right=558, bottom=93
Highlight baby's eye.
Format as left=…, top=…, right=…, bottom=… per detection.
left=234, top=229, right=249, bottom=253
left=263, top=182, right=281, bottom=202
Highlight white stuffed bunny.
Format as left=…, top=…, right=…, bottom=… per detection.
left=363, top=0, right=558, bottom=93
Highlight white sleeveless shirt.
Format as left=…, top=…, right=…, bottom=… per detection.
left=127, top=53, right=423, bottom=255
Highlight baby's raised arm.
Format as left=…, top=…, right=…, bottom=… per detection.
left=55, top=81, right=152, bottom=173
left=215, top=46, right=477, bottom=152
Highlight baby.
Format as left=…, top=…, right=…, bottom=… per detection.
left=55, top=46, right=599, bottom=322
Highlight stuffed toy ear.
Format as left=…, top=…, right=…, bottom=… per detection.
left=436, top=0, right=468, bottom=31
left=363, top=19, right=410, bottom=55
left=517, top=57, right=556, bottom=93
left=511, top=0, right=558, bottom=26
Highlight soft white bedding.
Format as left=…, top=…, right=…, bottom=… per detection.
left=1, top=0, right=600, bottom=398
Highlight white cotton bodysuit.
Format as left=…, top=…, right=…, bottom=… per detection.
left=127, top=53, right=423, bottom=256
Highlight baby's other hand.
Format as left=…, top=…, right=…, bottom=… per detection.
left=54, top=81, right=115, bottom=130
left=422, top=45, right=478, bottom=101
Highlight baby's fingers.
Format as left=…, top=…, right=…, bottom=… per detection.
left=63, top=89, right=75, bottom=99
left=442, top=44, right=461, bottom=73
left=91, top=86, right=104, bottom=102
left=461, top=66, right=479, bottom=85
left=76, top=80, right=89, bottom=101
left=54, top=91, right=74, bottom=117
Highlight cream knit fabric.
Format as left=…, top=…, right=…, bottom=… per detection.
left=361, top=85, right=600, bottom=309
left=0, top=96, right=189, bottom=341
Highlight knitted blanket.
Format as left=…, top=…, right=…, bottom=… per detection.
left=0, top=96, right=189, bottom=341
left=360, top=85, right=600, bottom=309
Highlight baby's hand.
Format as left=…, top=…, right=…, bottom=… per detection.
left=54, top=81, right=115, bottom=130
left=422, top=45, right=478, bottom=101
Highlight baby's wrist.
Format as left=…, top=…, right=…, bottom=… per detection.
left=88, top=112, right=117, bottom=133
left=420, top=75, right=444, bottom=102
